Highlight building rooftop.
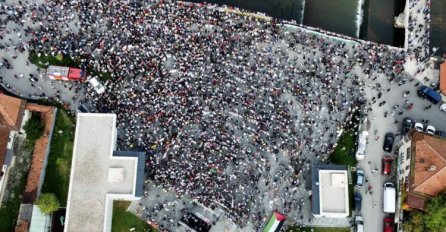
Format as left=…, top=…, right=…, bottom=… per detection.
left=0, top=93, right=26, bottom=129
left=311, top=163, right=349, bottom=218
left=65, top=114, right=144, bottom=232
left=410, top=132, right=446, bottom=197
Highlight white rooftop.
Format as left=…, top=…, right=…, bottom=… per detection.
left=46, top=65, right=69, bottom=76
left=318, top=170, right=349, bottom=217
left=65, top=114, right=141, bottom=232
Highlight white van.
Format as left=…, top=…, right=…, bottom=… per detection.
left=383, top=182, right=396, bottom=213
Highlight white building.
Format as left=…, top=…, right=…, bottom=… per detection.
left=312, top=163, right=349, bottom=218
left=65, top=113, right=145, bottom=232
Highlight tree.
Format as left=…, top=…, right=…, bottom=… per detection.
left=424, top=193, right=446, bottom=231
left=403, top=193, right=446, bottom=232
left=24, top=112, right=44, bottom=142
left=403, top=211, right=425, bottom=232
left=36, top=193, right=59, bottom=214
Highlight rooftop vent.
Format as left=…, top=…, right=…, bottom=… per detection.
left=428, top=166, right=437, bottom=172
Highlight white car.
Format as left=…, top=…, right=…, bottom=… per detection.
left=355, top=131, right=369, bottom=161
left=87, top=77, right=105, bottom=94
left=441, top=103, right=446, bottom=112
left=355, top=216, right=364, bottom=232
left=426, top=125, right=436, bottom=135
left=414, top=122, right=424, bottom=132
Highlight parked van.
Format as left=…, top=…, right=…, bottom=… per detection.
left=417, top=86, right=441, bottom=104
left=383, top=182, right=396, bottom=213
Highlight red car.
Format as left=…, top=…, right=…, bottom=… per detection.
left=382, top=156, right=393, bottom=175
left=384, top=217, right=394, bottom=232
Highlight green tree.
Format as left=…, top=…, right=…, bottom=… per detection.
left=36, top=193, right=59, bottom=214
left=24, top=113, right=44, bottom=142
left=424, top=194, right=446, bottom=231
left=403, top=212, right=425, bottom=232
left=403, top=193, right=446, bottom=232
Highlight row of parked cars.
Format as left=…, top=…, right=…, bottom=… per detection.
left=401, top=117, right=446, bottom=137
left=355, top=212, right=394, bottom=232
left=353, top=131, right=396, bottom=232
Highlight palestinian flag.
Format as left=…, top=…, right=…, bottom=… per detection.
left=263, top=211, right=286, bottom=232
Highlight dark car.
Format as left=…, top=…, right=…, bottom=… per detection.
left=383, top=133, right=395, bottom=152
left=77, top=104, right=89, bottom=113
left=401, top=117, right=413, bottom=135
left=382, top=156, right=393, bottom=175
left=435, top=130, right=446, bottom=138
left=354, top=192, right=362, bottom=212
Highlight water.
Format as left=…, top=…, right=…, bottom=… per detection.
left=303, top=0, right=359, bottom=37
left=187, top=0, right=404, bottom=46
left=187, top=0, right=306, bottom=23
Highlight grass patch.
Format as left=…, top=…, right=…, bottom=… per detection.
left=29, top=51, right=77, bottom=69
left=41, top=109, right=75, bottom=206
left=287, top=226, right=351, bottom=232
left=329, top=131, right=357, bottom=166
left=112, top=201, right=154, bottom=232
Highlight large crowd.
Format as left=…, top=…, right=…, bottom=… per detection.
left=1, top=0, right=409, bottom=229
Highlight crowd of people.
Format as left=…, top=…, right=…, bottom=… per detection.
left=407, top=0, right=431, bottom=63
left=1, top=0, right=410, bottom=229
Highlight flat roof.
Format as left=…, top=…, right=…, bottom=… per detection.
left=319, top=170, right=349, bottom=216
left=65, top=114, right=143, bottom=232
left=311, top=163, right=349, bottom=217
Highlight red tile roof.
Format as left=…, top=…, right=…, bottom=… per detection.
left=410, top=132, right=446, bottom=196
left=0, top=93, right=26, bottom=130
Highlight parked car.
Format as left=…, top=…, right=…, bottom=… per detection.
left=356, top=216, right=364, bottom=232
left=77, top=104, right=89, bottom=113
left=414, top=122, right=424, bottom=132
left=383, top=182, right=396, bottom=213
left=426, top=125, right=436, bottom=135
left=401, top=117, right=413, bottom=135
left=87, top=77, right=105, bottom=94
left=383, top=217, right=394, bottom=232
left=356, top=169, right=364, bottom=187
left=354, top=192, right=362, bottom=212
left=383, top=133, right=395, bottom=152
left=435, top=130, right=446, bottom=138
left=440, top=103, right=446, bottom=112
left=382, top=156, right=393, bottom=175
left=417, top=85, right=441, bottom=104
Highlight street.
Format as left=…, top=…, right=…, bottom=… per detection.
left=358, top=65, right=446, bottom=232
